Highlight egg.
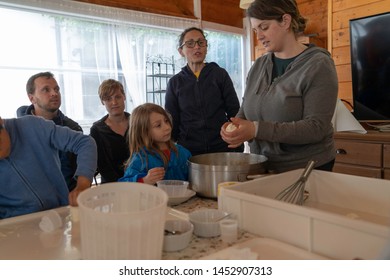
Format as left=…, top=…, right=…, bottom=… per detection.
left=225, top=123, right=237, bottom=132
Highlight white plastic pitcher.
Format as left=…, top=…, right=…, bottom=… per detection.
left=77, top=182, right=168, bottom=259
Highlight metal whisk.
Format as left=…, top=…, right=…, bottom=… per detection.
left=275, top=160, right=316, bottom=205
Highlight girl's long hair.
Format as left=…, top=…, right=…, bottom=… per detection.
left=124, top=103, right=178, bottom=169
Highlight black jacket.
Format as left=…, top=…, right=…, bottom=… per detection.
left=90, top=113, right=130, bottom=183
left=165, top=62, right=243, bottom=156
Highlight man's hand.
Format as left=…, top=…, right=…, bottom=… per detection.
left=68, top=176, right=92, bottom=206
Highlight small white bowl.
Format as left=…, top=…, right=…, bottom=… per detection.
left=157, top=180, right=189, bottom=197
left=163, top=219, right=193, bottom=252
left=189, top=209, right=228, bottom=238
left=168, top=189, right=196, bottom=206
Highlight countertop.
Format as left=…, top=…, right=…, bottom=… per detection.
left=163, top=196, right=257, bottom=260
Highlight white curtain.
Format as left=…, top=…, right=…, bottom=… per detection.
left=0, top=0, right=244, bottom=125
left=0, top=0, right=199, bottom=112
left=116, top=26, right=146, bottom=106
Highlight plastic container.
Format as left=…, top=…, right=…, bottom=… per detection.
left=163, top=219, right=193, bottom=252
left=189, top=208, right=228, bottom=237
left=77, top=182, right=168, bottom=260
left=217, top=181, right=239, bottom=197
left=218, top=169, right=390, bottom=260
left=202, top=238, right=330, bottom=260
left=39, top=210, right=63, bottom=232
left=157, top=180, right=189, bottom=197
left=219, top=219, right=238, bottom=244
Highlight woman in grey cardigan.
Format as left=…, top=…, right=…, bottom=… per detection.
left=221, top=0, right=338, bottom=173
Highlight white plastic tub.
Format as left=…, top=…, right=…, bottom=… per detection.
left=202, top=237, right=330, bottom=260
left=218, top=170, right=390, bottom=260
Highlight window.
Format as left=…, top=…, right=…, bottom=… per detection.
left=0, top=1, right=244, bottom=133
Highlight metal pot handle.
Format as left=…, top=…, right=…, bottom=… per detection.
left=246, top=174, right=269, bottom=180
left=237, top=173, right=269, bottom=181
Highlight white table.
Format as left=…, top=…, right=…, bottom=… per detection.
left=0, top=206, right=188, bottom=260
left=0, top=202, right=256, bottom=260
left=0, top=207, right=80, bottom=259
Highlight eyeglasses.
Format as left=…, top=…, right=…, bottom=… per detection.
left=180, top=39, right=208, bottom=48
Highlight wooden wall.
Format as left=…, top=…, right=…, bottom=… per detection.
left=253, top=0, right=328, bottom=59
left=74, top=0, right=196, bottom=18
left=330, top=0, right=390, bottom=105
left=74, top=0, right=245, bottom=28
left=202, top=0, right=244, bottom=28
left=297, top=0, right=328, bottom=48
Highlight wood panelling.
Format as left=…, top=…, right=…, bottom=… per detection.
left=335, top=64, right=351, bottom=82
left=333, top=0, right=381, bottom=11
left=298, top=0, right=328, bottom=48
left=332, top=1, right=390, bottom=30
left=332, top=45, right=350, bottom=65
left=338, top=82, right=352, bottom=100
left=74, top=0, right=245, bottom=28
left=329, top=0, right=390, bottom=105
left=332, top=28, right=349, bottom=48
left=202, top=0, right=244, bottom=28
left=74, top=0, right=195, bottom=18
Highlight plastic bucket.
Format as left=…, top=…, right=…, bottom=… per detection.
left=77, top=182, right=168, bottom=259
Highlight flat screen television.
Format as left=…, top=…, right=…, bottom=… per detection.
left=349, top=12, right=390, bottom=122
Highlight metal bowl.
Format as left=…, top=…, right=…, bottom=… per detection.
left=188, top=152, right=268, bottom=198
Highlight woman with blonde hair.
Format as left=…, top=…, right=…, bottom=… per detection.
left=90, top=79, right=130, bottom=183
left=119, top=103, right=191, bottom=185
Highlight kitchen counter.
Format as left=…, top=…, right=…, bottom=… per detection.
left=0, top=195, right=257, bottom=260
left=162, top=196, right=257, bottom=260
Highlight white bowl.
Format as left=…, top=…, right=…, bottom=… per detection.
left=168, top=189, right=196, bottom=206
left=189, top=209, right=228, bottom=238
left=157, top=180, right=189, bottom=197
left=163, top=219, right=193, bottom=252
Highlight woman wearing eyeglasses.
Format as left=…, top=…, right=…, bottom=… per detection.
left=221, top=0, right=338, bottom=173
left=165, top=27, right=243, bottom=156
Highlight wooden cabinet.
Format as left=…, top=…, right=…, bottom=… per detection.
left=333, top=131, right=390, bottom=179
left=384, top=144, right=390, bottom=179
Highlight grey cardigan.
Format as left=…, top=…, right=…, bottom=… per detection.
left=237, top=45, right=338, bottom=172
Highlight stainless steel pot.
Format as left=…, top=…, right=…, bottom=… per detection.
left=188, top=152, right=268, bottom=198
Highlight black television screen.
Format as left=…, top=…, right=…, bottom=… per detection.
left=349, top=12, right=390, bottom=122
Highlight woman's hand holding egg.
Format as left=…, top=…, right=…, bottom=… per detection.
left=225, top=123, right=238, bottom=132
left=221, top=118, right=256, bottom=148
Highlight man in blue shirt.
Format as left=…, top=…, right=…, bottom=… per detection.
left=0, top=115, right=97, bottom=219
